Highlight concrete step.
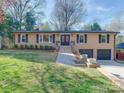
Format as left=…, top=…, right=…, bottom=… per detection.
left=59, top=46, right=72, bottom=53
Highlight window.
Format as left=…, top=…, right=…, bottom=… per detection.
left=49, top=35, right=53, bottom=43
left=43, top=35, right=49, bottom=42
left=18, top=34, right=20, bottom=43
left=38, top=34, right=53, bottom=43
left=39, top=34, right=43, bottom=43
left=21, top=34, right=26, bottom=43
left=101, top=34, right=107, bottom=43
left=80, top=35, right=84, bottom=43
left=79, top=34, right=85, bottom=43
left=36, top=34, right=39, bottom=43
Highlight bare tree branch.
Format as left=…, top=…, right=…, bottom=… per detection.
left=51, top=0, right=86, bottom=30
left=5, top=0, right=45, bottom=30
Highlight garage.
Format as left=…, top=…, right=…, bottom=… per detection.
left=97, top=49, right=111, bottom=60
left=79, top=49, right=93, bottom=58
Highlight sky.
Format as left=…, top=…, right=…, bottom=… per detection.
left=44, top=0, right=124, bottom=26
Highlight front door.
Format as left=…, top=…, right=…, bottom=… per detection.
left=61, top=35, right=70, bottom=45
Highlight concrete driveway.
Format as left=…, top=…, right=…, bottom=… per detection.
left=97, top=60, right=124, bottom=82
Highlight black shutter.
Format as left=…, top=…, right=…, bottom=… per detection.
left=26, top=34, right=28, bottom=43
left=99, top=34, right=101, bottom=43
left=18, top=34, right=20, bottom=43
left=36, top=34, right=39, bottom=43
left=85, top=34, right=87, bottom=43
left=77, top=34, right=79, bottom=43
left=107, top=34, right=110, bottom=43
left=53, top=34, right=55, bottom=43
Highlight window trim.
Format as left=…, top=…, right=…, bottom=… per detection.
left=100, top=34, right=107, bottom=43
left=79, top=34, right=85, bottom=44
left=39, top=34, right=43, bottom=43
left=49, top=34, right=53, bottom=43
left=21, top=34, right=27, bottom=43
left=40, top=34, right=53, bottom=43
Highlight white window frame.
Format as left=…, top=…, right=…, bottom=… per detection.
left=43, top=34, right=49, bottom=43
left=39, top=34, right=43, bottom=43
left=79, top=34, right=85, bottom=44
left=41, top=34, right=53, bottom=43
left=21, top=34, right=26, bottom=43
left=101, top=34, right=107, bottom=43
left=49, top=34, right=53, bottom=43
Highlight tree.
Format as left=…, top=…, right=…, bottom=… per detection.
left=50, top=0, right=86, bottom=30
left=83, top=24, right=92, bottom=30
left=25, top=12, right=36, bottom=31
left=0, top=9, right=5, bottom=24
left=91, top=22, right=102, bottom=31
left=116, top=35, right=123, bottom=45
left=6, top=0, right=45, bottom=30
left=0, top=15, right=16, bottom=48
left=104, top=12, right=124, bottom=32
left=42, top=22, right=51, bottom=30
left=0, top=0, right=7, bottom=24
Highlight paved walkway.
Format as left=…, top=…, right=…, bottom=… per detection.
left=56, top=46, right=76, bottom=66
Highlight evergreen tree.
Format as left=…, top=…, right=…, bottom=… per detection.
left=25, top=12, right=36, bottom=31
left=91, top=22, right=102, bottom=31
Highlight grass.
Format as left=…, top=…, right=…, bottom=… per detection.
left=117, top=60, right=124, bottom=64
left=0, top=50, right=123, bottom=93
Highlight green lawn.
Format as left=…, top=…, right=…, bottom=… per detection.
left=117, top=60, right=124, bottom=64
left=119, top=61, right=124, bottom=64
left=0, top=50, right=123, bottom=93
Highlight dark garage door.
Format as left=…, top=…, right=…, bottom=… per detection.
left=97, top=49, right=111, bottom=60
left=79, top=49, right=93, bottom=58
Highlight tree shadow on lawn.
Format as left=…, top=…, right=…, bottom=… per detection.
left=0, top=51, right=56, bottom=64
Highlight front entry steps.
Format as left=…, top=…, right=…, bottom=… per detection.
left=56, top=46, right=76, bottom=66
left=59, top=46, right=72, bottom=53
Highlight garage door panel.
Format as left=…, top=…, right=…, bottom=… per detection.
left=79, top=49, right=93, bottom=58
left=97, top=49, right=111, bottom=60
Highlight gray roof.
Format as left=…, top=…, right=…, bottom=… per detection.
left=13, top=30, right=119, bottom=33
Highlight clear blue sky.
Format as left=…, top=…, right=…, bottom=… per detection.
left=44, top=0, right=124, bottom=26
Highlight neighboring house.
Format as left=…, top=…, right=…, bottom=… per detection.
left=116, top=43, right=124, bottom=60
left=13, top=30, right=118, bottom=60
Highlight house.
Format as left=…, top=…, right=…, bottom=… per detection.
left=116, top=43, right=124, bottom=60
left=13, top=30, right=118, bottom=60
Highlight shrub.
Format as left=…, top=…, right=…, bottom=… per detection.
left=25, top=45, right=28, bottom=49
left=49, top=46, right=53, bottom=50
left=14, top=44, right=18, bottom=48
left=35, top=45, right=38, bottom=49
left=40, top=45, right=44, bottom=50
left=27, top=45, right=30, bottom=49
left=44, top=45, right=56, bottom=50
left=29, top=45, right=34, bottom=49
left=52, top=47, right=56, bottom=50
left=44, top=45, right=49, bottom=50
left=49, top=46, right=56, bottom=50
left=20, top=45, right=24, bottom=49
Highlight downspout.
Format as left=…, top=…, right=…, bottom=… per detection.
left=114, top=33, right=117, bottom=61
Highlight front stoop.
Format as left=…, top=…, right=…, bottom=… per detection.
left=98, top=68, right=124, bottom=91
left=56, top=46, right=76, bottom=65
